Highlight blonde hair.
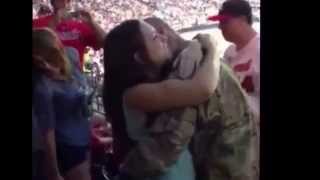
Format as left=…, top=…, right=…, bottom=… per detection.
left=33, top=27, right=71, bottom=79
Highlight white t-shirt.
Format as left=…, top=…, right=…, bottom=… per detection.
left=224, top=34, right=260, bottom=120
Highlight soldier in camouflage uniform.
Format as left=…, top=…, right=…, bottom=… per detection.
left=191, top=62, right=259, bottom=180
left=120, top=18, right=259, bottom=180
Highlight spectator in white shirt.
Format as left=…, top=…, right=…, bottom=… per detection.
left=208, top=0, right=260, bottom=121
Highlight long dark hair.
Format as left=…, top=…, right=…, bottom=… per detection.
left=102, top=20, right=170, bottom=164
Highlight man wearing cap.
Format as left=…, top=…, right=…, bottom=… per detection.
left=209, top=3, right=260, bottom=171
left=209, top=0, right=260, bottom=121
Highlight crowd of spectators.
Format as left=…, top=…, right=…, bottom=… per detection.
left=33, top=0, right=259, bottom=31
left=33, top=0, right=260, bottom=69
left=33, top=0, right=222, bottom=31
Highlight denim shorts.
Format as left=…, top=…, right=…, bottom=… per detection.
left=56, top=143, right=89, bottom=175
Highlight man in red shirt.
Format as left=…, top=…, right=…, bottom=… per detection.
left=33, top=0, right=106, bottom=70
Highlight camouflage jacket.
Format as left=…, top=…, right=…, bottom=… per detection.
left=191, top=63, right=259, bottom=180
left=122, top=41, right=259, bottom=180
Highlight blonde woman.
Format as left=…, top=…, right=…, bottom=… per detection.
left=33, top=28, right=91, bottom=180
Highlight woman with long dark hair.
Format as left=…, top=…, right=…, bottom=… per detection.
left=103, top=19, right=219, bottom=180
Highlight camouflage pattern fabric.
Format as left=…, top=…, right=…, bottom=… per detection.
left=191, top=63, right=259, bottom=180
left=122, top=41, right=259, bottom=180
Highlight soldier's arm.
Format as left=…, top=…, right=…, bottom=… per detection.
left=120, top=41, right=205, bottom=178
left=124, top=34, right=220, bottom=113
left=173, top=40, right=203, bottom=79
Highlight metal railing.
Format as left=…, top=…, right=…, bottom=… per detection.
left=85, top=62, right=105, bottom=115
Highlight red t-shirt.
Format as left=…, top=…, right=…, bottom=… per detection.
left=33, top=15, right=99, bottom=69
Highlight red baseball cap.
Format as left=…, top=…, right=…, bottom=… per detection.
left=208, top=14, right=233, bottom=22
left=208, top=0, right=252, bottom=23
